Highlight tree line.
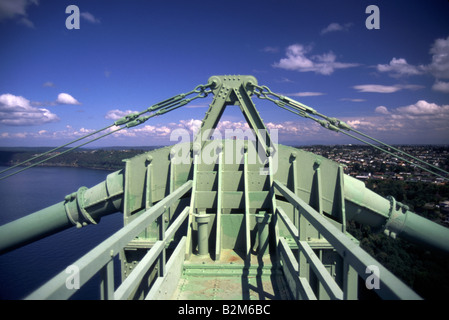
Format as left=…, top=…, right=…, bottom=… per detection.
left=0, top=148, right=152, bottom=171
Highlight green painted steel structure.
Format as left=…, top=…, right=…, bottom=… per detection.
left=0, top=75, right=448, bottom=300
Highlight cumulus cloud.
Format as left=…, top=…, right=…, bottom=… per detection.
left=376, top=35, right=449, bottom=83
left=55, top=93, right=81, bottom=105
left=320, top=22, right=352, bottom=35
left=0, top=125, right=97, bottom=141
left=432, top=80, right=449, bottom=93
left=376, top=58, right=425, bottom=77
left=395, top=100, right=449, bottom=115
left=343, top=100, right=449, bottom=144
left=105, top=109, right=138, bottom=120
left=273, top=44, right=359, bottom=75
left=0, top=93, right=59, bottom=126
left=0, top=0, right=38, bottom=27
left=178, top=119, right=203, bottom=134
left=375, top=106, right=390, bottom=114
left=428, top=35, right=449, bottom=79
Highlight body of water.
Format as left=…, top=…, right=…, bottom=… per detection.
left=0, top=166, right=124, bottom=300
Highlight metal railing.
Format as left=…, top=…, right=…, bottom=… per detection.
left=273, top=179, right=422, bottom=300
left=26, top=180, right=192, bottom=300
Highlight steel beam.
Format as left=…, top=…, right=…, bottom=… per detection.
left=0, top=169, right=124, bottom=255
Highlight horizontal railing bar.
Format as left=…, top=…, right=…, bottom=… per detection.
left=274, top=180, right=421, bottom=300
left=114, top=206, right=190, bottom=300
left=25, top=180, right=192, bottom=300
left=277, top=207, right=342, bottom=300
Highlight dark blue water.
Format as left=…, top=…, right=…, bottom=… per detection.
left=0, top=166, right=123, bottom=300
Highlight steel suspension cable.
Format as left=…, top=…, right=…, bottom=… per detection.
left=0, top=126, right=124, bottom=181
left=0, top=82, right=213, bottom=181
left=252, top=84, right=449, bottom=180
left=276, top=103, right=449, bottom=180
left=0, top=123, right=115, bottom=176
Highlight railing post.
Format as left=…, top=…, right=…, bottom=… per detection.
left=215, top=144, right=223, bottom=260
left=243, top=144, right=251, bottom=258
left=343, top=260, right=358, bottom=300
left=100, top=255, right=114, bottom=300
left=256, top=212, right=271, bottom=256
left=158, top=206, right=166, bottom=277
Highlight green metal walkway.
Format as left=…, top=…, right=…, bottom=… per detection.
left=172, top=250, right=292, bottom=300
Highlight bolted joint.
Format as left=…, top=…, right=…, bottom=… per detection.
left=384, top=196, right=407, bottom=238
left=64, top=187, right=99, bottom=228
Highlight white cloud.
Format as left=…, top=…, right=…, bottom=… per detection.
left=0, top=0, right=38, bottom=27
left=432, top=80, right=449, bottom=93
left=179, top=119, right=203, bottom=135
left=0, top=93, right=59, bottom=126
left=105, top=109, right=138, bottom=120
left=342, top=100, right=449, bottom=144
left=376, top=35, right=449, bottom=80
left=353, top=84, right=424, bottom=93
left=55, top=93, right=81, bottom=105
left=80, top=12, right=100, bottom=24
left=353, top=84, right=400, bottom=93
left=320, top=22, right=352, bottom=35
left=273, top=44, right=359, bottom=75
left=428, top=35, right=449, bottom=79
left=375, top=106, right=390, bottom=114
left=3, top=108, right=447, bottom=145
left=376, top=58, right=425, bottom=77
left=396, top=100, right=448, bottom=115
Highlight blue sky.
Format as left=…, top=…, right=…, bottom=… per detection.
left=0, top=0, right=449, bottom=147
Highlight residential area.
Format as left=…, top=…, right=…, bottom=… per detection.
left=299, top=144, right=449, bottom=184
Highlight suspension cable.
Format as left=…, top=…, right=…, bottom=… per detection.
left=0, top=82, right=213, bottom=181
left=252, top=83, right=449, bottom=181
left=0, top=124, right=115, bottom=176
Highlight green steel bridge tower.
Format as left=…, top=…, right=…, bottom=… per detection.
left=0, top=75, right=448, bottom=300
